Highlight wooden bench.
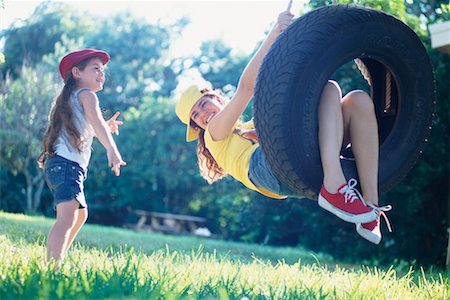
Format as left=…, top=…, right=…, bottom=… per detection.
left=130, top=210, right=208, bottom=235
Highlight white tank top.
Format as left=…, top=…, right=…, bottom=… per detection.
left=54, top=88, right=95, bottom=170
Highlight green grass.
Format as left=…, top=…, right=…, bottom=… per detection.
left=0, top=211, right=448, bottom=299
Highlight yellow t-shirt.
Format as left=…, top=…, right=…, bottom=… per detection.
left=204, top=126, right=287, bottom=199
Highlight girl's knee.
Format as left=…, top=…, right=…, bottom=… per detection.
left=323, top=80, right=342, bottom=99
left=55, top=202, right=80, bottom=229
left=344, top=90, right=374, bottom=113
left=79, top=209, right=88, bottom=224
left=54, top=217, right=77, bottom=231
left=321, top=80, right=343, bottom=109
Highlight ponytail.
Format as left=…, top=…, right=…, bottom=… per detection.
left=37, top=57, right=94, bottom=168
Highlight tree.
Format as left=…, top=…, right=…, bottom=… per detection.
left=1, top=2, right=94, bottom=78
left=185, top=39, right=248, bottom=95
left=406, top=0, right=449, bottom=23
left=84, top=12, right=187, bottom=112
left=0, top=64, right=60, bottom=212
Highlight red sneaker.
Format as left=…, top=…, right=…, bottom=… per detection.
left=318, top=178, right=377, bottom=224
left=356, top=203, right=392, bottom=244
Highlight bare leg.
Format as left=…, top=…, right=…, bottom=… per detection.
left=46, top=200, right=79, bottom=262
left=342, top=90, right=379, bottom=205
left=318, top=80, right=347, bottom=193
left=65, top=207, right=88, bottom=251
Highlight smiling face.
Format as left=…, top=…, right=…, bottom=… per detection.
left=72, top=57, right=106, bottom=92
left=190, top=94, right=224, bottom=130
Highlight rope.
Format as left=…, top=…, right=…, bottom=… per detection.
left=287, top=0, right=293, bottom=11
left=354, top=58, right=372, bottom=86
left=385, top=70, right=392, bottom=113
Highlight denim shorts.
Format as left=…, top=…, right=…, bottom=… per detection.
left=248, top=147, right=304, bottom=198
left=44, top=155, right=87, bottom=208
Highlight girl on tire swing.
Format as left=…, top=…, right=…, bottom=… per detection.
left=175, top=9, right=391, bottom=244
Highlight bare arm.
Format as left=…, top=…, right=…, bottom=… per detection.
left=208, top=10, right=294, bottom=140
left=78, top=90, right=126, bottom=176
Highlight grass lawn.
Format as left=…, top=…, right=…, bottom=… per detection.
left=0, top=211, right=448, bottom=299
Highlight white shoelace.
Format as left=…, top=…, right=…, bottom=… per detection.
left=368, top=202, right=393, bottom=232
left=340, top=178, right=393, bottom=231
left=340, top=178, right=367, bottom=206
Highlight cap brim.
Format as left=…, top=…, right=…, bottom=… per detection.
left=96, top=52, right=110, bottom=64
left=186, top=125, right=200, bottom=142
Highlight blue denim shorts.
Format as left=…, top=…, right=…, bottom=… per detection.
left=248, top=147, right=304, bottom=198
left=44, top=155, right=87, bottom=208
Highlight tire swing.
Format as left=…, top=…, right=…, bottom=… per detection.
left=253, top=5, right=435, bottom=200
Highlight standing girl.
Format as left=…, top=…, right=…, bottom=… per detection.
left=175, top=10, right=391, bottom=244
left=38, top=48, right=126, bottom=264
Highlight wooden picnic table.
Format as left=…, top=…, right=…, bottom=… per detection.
left=131, top=210, right=207, bottom=235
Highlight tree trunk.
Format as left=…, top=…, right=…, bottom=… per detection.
left=32, top=176, right=45, bottom=212
left=24, top=159, right=45, bottom=213
left=25, top=172, right=33, bottom=213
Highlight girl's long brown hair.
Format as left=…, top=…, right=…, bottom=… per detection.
left=196, top=126, right=227, bottom=184
left=37, top=58, right=93, bottom=168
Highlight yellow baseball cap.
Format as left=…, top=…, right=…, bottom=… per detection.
left=175, top=84, right=210, bottom=142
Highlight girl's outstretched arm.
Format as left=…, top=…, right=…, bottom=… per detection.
left=208, top=10, right=294, bottom=141
left=78, top=90, right=126, bottom=176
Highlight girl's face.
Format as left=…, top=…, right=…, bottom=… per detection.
left=73, top=57, right=106, bottom=92
left=190, top=95, right=224, bottom=130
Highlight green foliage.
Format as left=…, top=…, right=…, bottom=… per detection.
left=0, top=65, right=58, bottom=169
left=1, top=212, right=449, bottom=299
left=1, top=2, right=94, bottom=78
left=0, top=64, right=60, bottom=212
left=84, top=12, right=187, bottom=112
left=0, top=169, right=25, bottom=212
left=188, top=39, right=248, bottom=94
left=406, top=0, right=449, bottom=23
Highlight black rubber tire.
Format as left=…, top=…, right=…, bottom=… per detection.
left=253, top=5, right=435, bottom=200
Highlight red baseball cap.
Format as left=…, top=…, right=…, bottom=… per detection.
left=59, top=48, right=110, bottom=82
